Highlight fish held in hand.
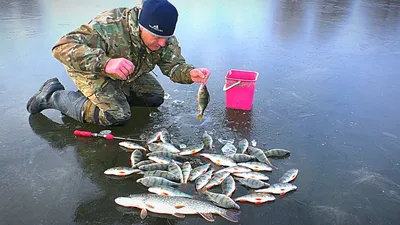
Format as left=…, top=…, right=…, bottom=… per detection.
left=196, top=83, right=210, bottom=121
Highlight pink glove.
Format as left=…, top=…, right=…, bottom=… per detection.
left=190, top=68, right=211, bottom=84
left=104, top=58, right=135, bottom=80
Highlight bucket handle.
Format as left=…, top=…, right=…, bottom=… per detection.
left=223, top=81, right=241, bottom=91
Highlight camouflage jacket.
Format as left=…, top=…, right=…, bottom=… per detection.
left=51, top=6, right=195, bottom=84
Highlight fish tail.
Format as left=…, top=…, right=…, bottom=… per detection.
left=196, top=114, right=203, bottom=121
left=219, top=209, right=240, bottom=223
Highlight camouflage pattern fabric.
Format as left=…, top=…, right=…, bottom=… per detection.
left=51, top=5, right=195, bottom=125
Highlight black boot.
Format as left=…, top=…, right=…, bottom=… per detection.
left=27, top=78, right=87, bottom=122
left=128, top=93, right=164, bottom=107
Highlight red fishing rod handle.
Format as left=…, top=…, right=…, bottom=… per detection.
left=74, top=130, right=93, bottom=137
left=104, top=134, right=115, bottom=140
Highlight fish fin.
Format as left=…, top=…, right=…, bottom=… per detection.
left=140, top=208, right=148, bottom=219
left=175, top=204, right=186, bottom=209
left=199, top=212, right=215, bottom=222
left=173, top=213, right=186, bottom=218
left=145, top=203, right=155, bottom=209
left=219, top=209, right=240, bottom=223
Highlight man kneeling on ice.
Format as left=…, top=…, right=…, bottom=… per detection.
left=27, top=0, right=210, bottom=126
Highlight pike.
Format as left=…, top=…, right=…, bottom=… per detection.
left=199, top=153, right=237, bottom=167
left=196, top=82, right=210, bottom=121
left=104, top=167, right=142, bottom=176
left=278, top=168, right=299, bottom=183
left=114, top=194, right=240, bottom=222
left=254, top=183, right=297, bottom=195
left=234, top=193, right=275, bottom=204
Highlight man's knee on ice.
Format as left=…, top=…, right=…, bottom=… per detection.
left=102, top=111, right=131, bottom=126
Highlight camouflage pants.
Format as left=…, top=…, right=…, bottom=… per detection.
left=67, top=71, right=164, bottom=126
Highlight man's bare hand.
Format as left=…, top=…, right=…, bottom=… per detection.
left=105, top=58, right=135, bottom=80
left=190, top=68, right=210, bottom=84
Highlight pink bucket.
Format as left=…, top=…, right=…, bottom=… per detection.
left=223, top=69, right=259, bottom=110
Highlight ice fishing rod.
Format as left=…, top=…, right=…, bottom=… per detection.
left=73, top=130, right=146, bottom=142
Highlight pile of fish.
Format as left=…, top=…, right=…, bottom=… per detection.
left=106, top=129, right=299, bottom=223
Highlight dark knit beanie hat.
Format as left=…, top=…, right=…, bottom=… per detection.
left=139, top=0, right=178, bottom=38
